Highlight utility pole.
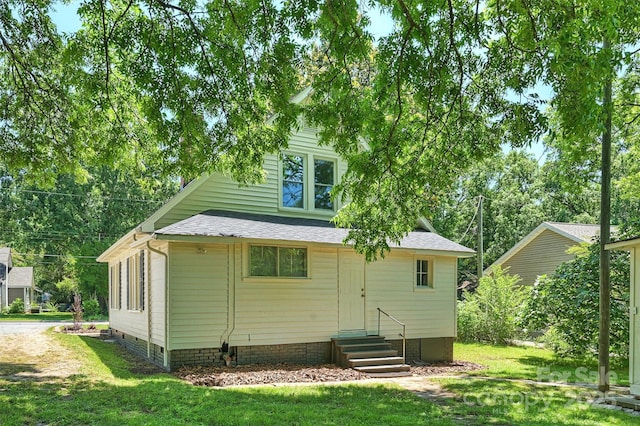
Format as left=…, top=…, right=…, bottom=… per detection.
left=598, top=37, right=613, bottom=393
left=477, top=195, right=484, bottom=281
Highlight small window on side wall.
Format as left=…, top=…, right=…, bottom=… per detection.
left=416, top=259, right=433, bottom=288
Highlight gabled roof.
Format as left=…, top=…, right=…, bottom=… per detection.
left=485, top=222, right=609, bottom=274
left=154, top=210, right=474, bottom=256
left=7, top=266, right=34, bottom=288
left=138, top=175, right=211, bottom=233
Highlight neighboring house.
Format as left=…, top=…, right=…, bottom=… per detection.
left=0, top=247, right=35, bottom=311
left=485, top=222, right=608, bottom=286
left=97, top=120, right=474, bottom=372
left=606, top=237, right=640, bottom=397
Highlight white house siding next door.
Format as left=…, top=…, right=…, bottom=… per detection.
left=338, top=250, right=365, bottom=332
left=631, top=248, right=640, bottom=396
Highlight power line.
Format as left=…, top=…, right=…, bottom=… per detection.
left=457, top=196, right=482, bottom=243
left=10, top=189, right=166, bottom=204
left=15, top=253, right=99, bottom=259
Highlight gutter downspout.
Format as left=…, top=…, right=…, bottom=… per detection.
left=221, top=244, right=236, bottom=346
left=4, top=262, right=9, bottom=309
left=147, top=240, right=169, bottom=370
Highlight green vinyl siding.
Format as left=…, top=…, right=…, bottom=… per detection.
left=152, top=127, right=346, bottom=230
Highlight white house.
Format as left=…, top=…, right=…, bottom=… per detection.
left=606, top=237, right=640, bottom=397
left=98, top=123, right=474, bottom=371
left=0, top=247, right=35, bottom=311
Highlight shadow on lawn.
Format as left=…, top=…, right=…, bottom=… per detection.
left=5, top=373, right=443, bottom=425
left=76, top=335, right=166, bottom=379
left=0, top=362, right=39, bottom=376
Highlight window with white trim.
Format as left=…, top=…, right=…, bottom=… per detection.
left=110, top=263, right=121, bottom=309
left=281, top=153, right=336, bottom=212
left=416, top=258, right=433, bottom=288
left=249, top=245, right=308, bottom=277
left=282, top=154, right=305, bottom=208
left=126, top=251, right=145, bottom=311
left=314, top=159, right=334, bottom=210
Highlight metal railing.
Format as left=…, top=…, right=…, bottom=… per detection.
left=376, top=307, right=406, bottom=365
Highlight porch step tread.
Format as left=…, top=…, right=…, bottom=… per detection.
left=363, top=371, right=413, bottom=378
left=336, top=343, right=392, bottom=351
left=349, top=357, right=405, bottom=367
left=331, top=336, right=386, bottom=345
left=354, top=364, right=411, bottom=373
left=343, top=350, right=397, bottom=360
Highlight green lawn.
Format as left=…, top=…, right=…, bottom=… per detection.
left=0, top=336, right=635, bottom=425
left=0, top=312, right=73, bottom=322
left=454, top=342, right=629, bottom=386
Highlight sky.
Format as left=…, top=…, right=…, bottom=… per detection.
left=49, top=2, right=546, bottom=162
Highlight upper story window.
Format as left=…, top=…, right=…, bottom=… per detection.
left=281, top=153, right=336, bottom=212
left=282, top=154, right=305, bottom=208
left=314, top=159, right=334, bottom=210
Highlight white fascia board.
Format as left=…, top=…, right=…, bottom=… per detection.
left=606, top=237, right=640, bottom=251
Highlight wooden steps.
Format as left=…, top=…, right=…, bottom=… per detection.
left=332, top=335, right=411, bottom=377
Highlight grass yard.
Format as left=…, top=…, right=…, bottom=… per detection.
left=0, top=311, right=73, bottom=322
left=0, top=335, right=636, bottom=425
left=454, top=342, right=629, bottom=386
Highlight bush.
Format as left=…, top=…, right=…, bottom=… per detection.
left=520, top=242, right=630, bottom=359
left=83, top=298, right=101, bottom=319
left=8, top=298, right=25, bottom=314
left=457, top=267, right=528, bottom=344
left=43, top=301, right=59, bottom=312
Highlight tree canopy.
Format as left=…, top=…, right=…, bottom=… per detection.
left=1, top=1, right=639, bottom=258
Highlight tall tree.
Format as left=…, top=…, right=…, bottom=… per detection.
left=0, top=163, right=178, bottom=306
left=0, top=1, right=638, bottom=261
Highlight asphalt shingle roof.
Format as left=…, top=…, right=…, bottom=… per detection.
left=155, top=210, right=474, bottom=255
left=7, top=266, right=34, bottom=288
left=0, top=247, right=10, bottom=265
left=546, top=222, right=611, bottom=242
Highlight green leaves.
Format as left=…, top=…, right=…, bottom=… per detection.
left=520, top=241, right=630, bottom=359
left=458, top=266, right=527, bottom=344
left=0, top=1, right=639, bottom=259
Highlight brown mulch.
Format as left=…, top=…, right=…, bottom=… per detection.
left=174, top=360, right=484, bottom=387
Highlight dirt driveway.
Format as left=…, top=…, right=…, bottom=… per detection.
left=0, top=324, right=83, bottom=380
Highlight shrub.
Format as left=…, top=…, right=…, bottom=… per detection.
left=8, top=298, right=25, bottom=314
left=43, top=301, right=59, bottom=312
left=520, top=242, right=629, bottom=359
left=71, top=293, right=83, bottom=330
left=457, top=267, right=527, bottom=344
left=83, top=298, right=101, bottom=319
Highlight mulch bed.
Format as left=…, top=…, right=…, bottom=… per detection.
left=174, top=360, right=484, bottom=387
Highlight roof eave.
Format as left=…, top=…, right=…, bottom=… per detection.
left=606, top=237, right=640, bottom=251
left=154, top=232, right=475, bottom=256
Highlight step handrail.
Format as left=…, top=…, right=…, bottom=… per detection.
left=376, top=307, right=406, bottom=365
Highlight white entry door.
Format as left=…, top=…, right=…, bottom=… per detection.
left=338, top=250, right=365, bottom=332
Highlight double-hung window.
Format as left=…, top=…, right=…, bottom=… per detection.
left=110, top=263, right=121, bottom=309
left=126, top=251, right=145, bottom=311
left=249, top=245, right=308, bottom=278
left=281, top=153, right=335, bottom=211
left=282, top=154, right=305, bottom=208
left=416, top=258, right=434, bottom=288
